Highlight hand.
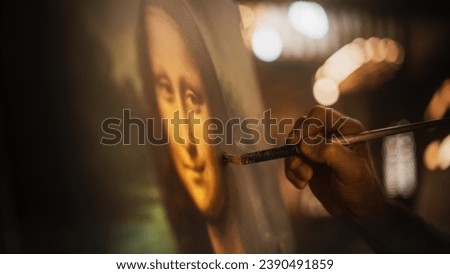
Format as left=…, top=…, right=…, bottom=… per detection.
left=285, top=106, right=385, bottom=217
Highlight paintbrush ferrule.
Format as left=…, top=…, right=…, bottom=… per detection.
left=240, top=145, right=299, bottom=165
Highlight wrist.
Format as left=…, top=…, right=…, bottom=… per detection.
left=343, top=196, right=388, bottom=224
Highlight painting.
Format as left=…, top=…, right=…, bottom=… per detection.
left=139, top=0, right=295, bottom=253
left=0, top=0, right=294, bottom=254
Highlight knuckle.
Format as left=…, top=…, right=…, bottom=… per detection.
left=324, top=143, right=338, bottom=159
left=309, top=105, right=325, bottom=118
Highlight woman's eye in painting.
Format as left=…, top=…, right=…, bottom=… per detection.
left=155, top=76, right=174, bottom=102
left=185, top=88, right=203, bottom=113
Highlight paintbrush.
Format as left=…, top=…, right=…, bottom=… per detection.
left=223, top=117, right=450, bottom=165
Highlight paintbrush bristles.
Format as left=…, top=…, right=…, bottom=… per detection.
left=222, top=153, right=242, bottom=165
left=223, top=145, right=299, bottom=166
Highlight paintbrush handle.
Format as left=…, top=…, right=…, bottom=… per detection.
left=239, top=117, right=450, bottom=165
left=337, top=117, right=450, bottom=144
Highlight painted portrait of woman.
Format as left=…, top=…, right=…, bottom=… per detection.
left=138, top=0, right=228, bottom=252
left=138, top=0, right=294, bottom=253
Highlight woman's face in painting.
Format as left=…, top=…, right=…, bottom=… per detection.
left=145, top=6, right=223, bottom=218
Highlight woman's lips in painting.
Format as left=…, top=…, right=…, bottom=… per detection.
left=183, top=161, right=205, bottom=173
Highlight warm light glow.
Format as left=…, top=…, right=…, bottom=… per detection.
left=288, top=1, right=329, bottom=39
left=363, top=37, right=404, bottom=65
left=424, top=140, right=441, bottom=171
left=314, top=37, right=404, bottom=96
left=323, top=43, right=365, bottom=83
left=315, top=66, right=325, bottom=80
left=382, top=130, right=417, bottom=198
left=424, top=79, right=450, bottom=121
left=442, top=79, right=450, bottom=105
left=365, top=37, right=385, bottom=62
left=251, top=27, right=283, bottom=62
left=438, top=134, right=450, bottom=170
left=352, top=38, right=371, bottom=63
left=313, top=77, right=339, bottom=106
left=384, top=39, right=404, bottom=64
left=424, top=91, right=448, bottom=121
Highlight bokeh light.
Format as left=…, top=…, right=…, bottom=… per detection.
left=424, top=79, right=450, bottom=121
left=423, top=140, right=441, bottom=171
left=438, top=134, right=450, bottom=170
left=313, top=77, right=339, bottom=106
left=288, top=1, right=329, bottom=39
left=313, top=37, right=404, bottom=102
left=251, top=27, right=283, bottom=62
left=384, top=39, right=404, bottom=64
left=322, top=43, right=365, bottom=83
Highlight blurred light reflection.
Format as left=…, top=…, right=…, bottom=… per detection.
left=251, top=27, right=283, bottom=62
left=288, top=1, right=329, bottom=39
left=382, top=126, right=417, bottom=198
left=424, top=140, right=441, bottom=171
left=313, top=77, right=339, bottom=106
left=438, top=135, right=450, bottom=170
left=313, top=37, right=404, bottom=105
left=424, top=79, right=450, bottom=121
